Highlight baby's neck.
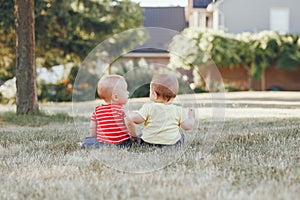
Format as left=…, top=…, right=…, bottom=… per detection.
left=104, top=101, right=124, bottom=105
left=152, top=99, right=173, bottom=104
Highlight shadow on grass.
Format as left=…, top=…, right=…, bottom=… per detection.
left=0, top=111, right=73, bottom=126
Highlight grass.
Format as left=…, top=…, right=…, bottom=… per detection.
left=0, top=111, right=73, bottom=126
left=0, top=108, right=299, bottom=199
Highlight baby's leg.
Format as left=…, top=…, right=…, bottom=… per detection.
left=80, top=136, right=100, bottom=149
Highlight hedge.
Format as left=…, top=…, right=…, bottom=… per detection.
left=169, top=29, right=300, bottom=79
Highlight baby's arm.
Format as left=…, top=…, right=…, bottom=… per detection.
left=123, top=106, right=139, bottom=142
left=180, top=108, right=195, bottom=130
left=89, top=120, right=97, bottom=137
left=124, top=115, right=137, bottom=139
left=130, top=111, right=145, bottom=124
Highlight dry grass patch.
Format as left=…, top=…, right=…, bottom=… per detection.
left=0, top=111, right=299, bottom=199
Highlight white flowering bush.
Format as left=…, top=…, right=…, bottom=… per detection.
left=169, top=29, right=300, bottom=80
left=277, top=34, right=300, bottom=70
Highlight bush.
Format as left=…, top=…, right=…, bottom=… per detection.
left=169, top=29, right=300, bottom=80
left=130, top=84, right=150, bottom=98
left=38, top=82, right=72, bottom=102
left=38, top=66, right=79, bottom=102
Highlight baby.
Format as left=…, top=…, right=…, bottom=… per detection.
left=80, top=75, right=137, bottom=148
left=130, top=73, right=195, bottom=147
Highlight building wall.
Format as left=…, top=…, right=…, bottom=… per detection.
left=121, top=55, right=170, bottom=67
left=218, top=66, right=249, bottom=90
left=263, top=65, right=300, bottom=91
left=219, top=65, right=300, bottom=91
left=218, top=0, right=300, bottom=33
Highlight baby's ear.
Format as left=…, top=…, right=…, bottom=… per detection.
left=112, top=94, right=118, bottom=101
left=151, top=90, right=157, bottom=100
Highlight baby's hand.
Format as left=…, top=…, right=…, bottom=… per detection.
left=180, top=108, right=195, bottom=130
left=130, top=135, right=138, bottom=143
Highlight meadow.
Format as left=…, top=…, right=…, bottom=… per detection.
left=0, top=92, right=299, bottom=200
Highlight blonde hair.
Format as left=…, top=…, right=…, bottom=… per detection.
left=151, top=74, right=179, bottom=101
left=97, top=75, right=125, bottom=102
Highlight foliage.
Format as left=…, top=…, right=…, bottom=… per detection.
left=39, top=82, right=73, bottom=102
left=193, top=82, right=239, bottom=93
left=0, top=1, right=15, bottom=82
left=0, top=0, right=144, bottom=81
left=277, top=34, right=300, bottom=69
left=38, top=65, right=80, bottom=102
left=130, top=83, right=150, bottom=98
left=72, top=67, right=99, bottom=102
left=169, top=29, right=300, bottom=80
left=247, top=31, right=281, bottom=79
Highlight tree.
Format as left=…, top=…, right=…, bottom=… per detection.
left=14, top=0, right=39, bottom=114
left=0, top=0, right=143, bottom=74
left=0, top=0, right=144, bottom=79
left=34, top=0, right=143, bottom=68
left=0, top=0, right=143, bottom=104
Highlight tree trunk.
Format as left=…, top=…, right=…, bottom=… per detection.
left=261, top=69, right=266, bottom=91
left=14, top=0, right=39, bottom=114
left=247, top=73, right=252, bottom=90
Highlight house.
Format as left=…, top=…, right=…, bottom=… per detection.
left=195, top=0, right=300, bottom=34
left=210, top=0, right=300, bottom=90
left=122, top=7, right=188, bottom=67
left=187, top=0, right=300, bottom=91
left=187, top=0, right=219, bottom=29
left=121, top=2, right=300, bottom=91
left=142, top=7, right=187, bottom=32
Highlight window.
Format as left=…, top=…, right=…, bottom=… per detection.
left=270, top=7, right=289, bottom=34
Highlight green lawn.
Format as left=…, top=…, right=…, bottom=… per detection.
left=0, top=93, right=299, bottom=199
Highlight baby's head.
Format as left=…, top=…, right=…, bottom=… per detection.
left=150, top=73, right=179, bottom=103
left=97, top=75, right=128, bottom=105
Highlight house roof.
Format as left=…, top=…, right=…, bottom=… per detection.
left=192, top=0, right=218, bottom=8
left=130, top=7, right=187, bottom=54
left=142, top=7, right=187, bottom=32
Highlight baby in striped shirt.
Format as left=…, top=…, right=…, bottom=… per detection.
left=80, top=75, right=137, bottom=148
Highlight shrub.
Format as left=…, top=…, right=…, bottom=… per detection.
left=169, top=29, right=300, bottom=81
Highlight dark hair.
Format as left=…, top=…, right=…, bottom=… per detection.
left=151, top=83, right=176, bottom=102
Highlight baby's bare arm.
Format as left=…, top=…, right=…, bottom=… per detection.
left=124, top=116, right=137, bottom=137
left=89, top=121, right=97, bottom=137
left=124, top=116, right=138, bottom=142
left=130, top=111, right=145, bottom=124
left=122, top=105, right=138, bottom=140
left=180, top=108, right=195, bottom=130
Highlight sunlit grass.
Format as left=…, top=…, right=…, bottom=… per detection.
left=0, top=110, right=299, bottom=199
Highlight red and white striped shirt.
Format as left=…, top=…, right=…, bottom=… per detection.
left=91, top=104, right=130, bottom=144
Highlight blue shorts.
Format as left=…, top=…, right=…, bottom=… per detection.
left=139, top=133, right=185, bottom=148
left=81, top=136, right=132, bottom=149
